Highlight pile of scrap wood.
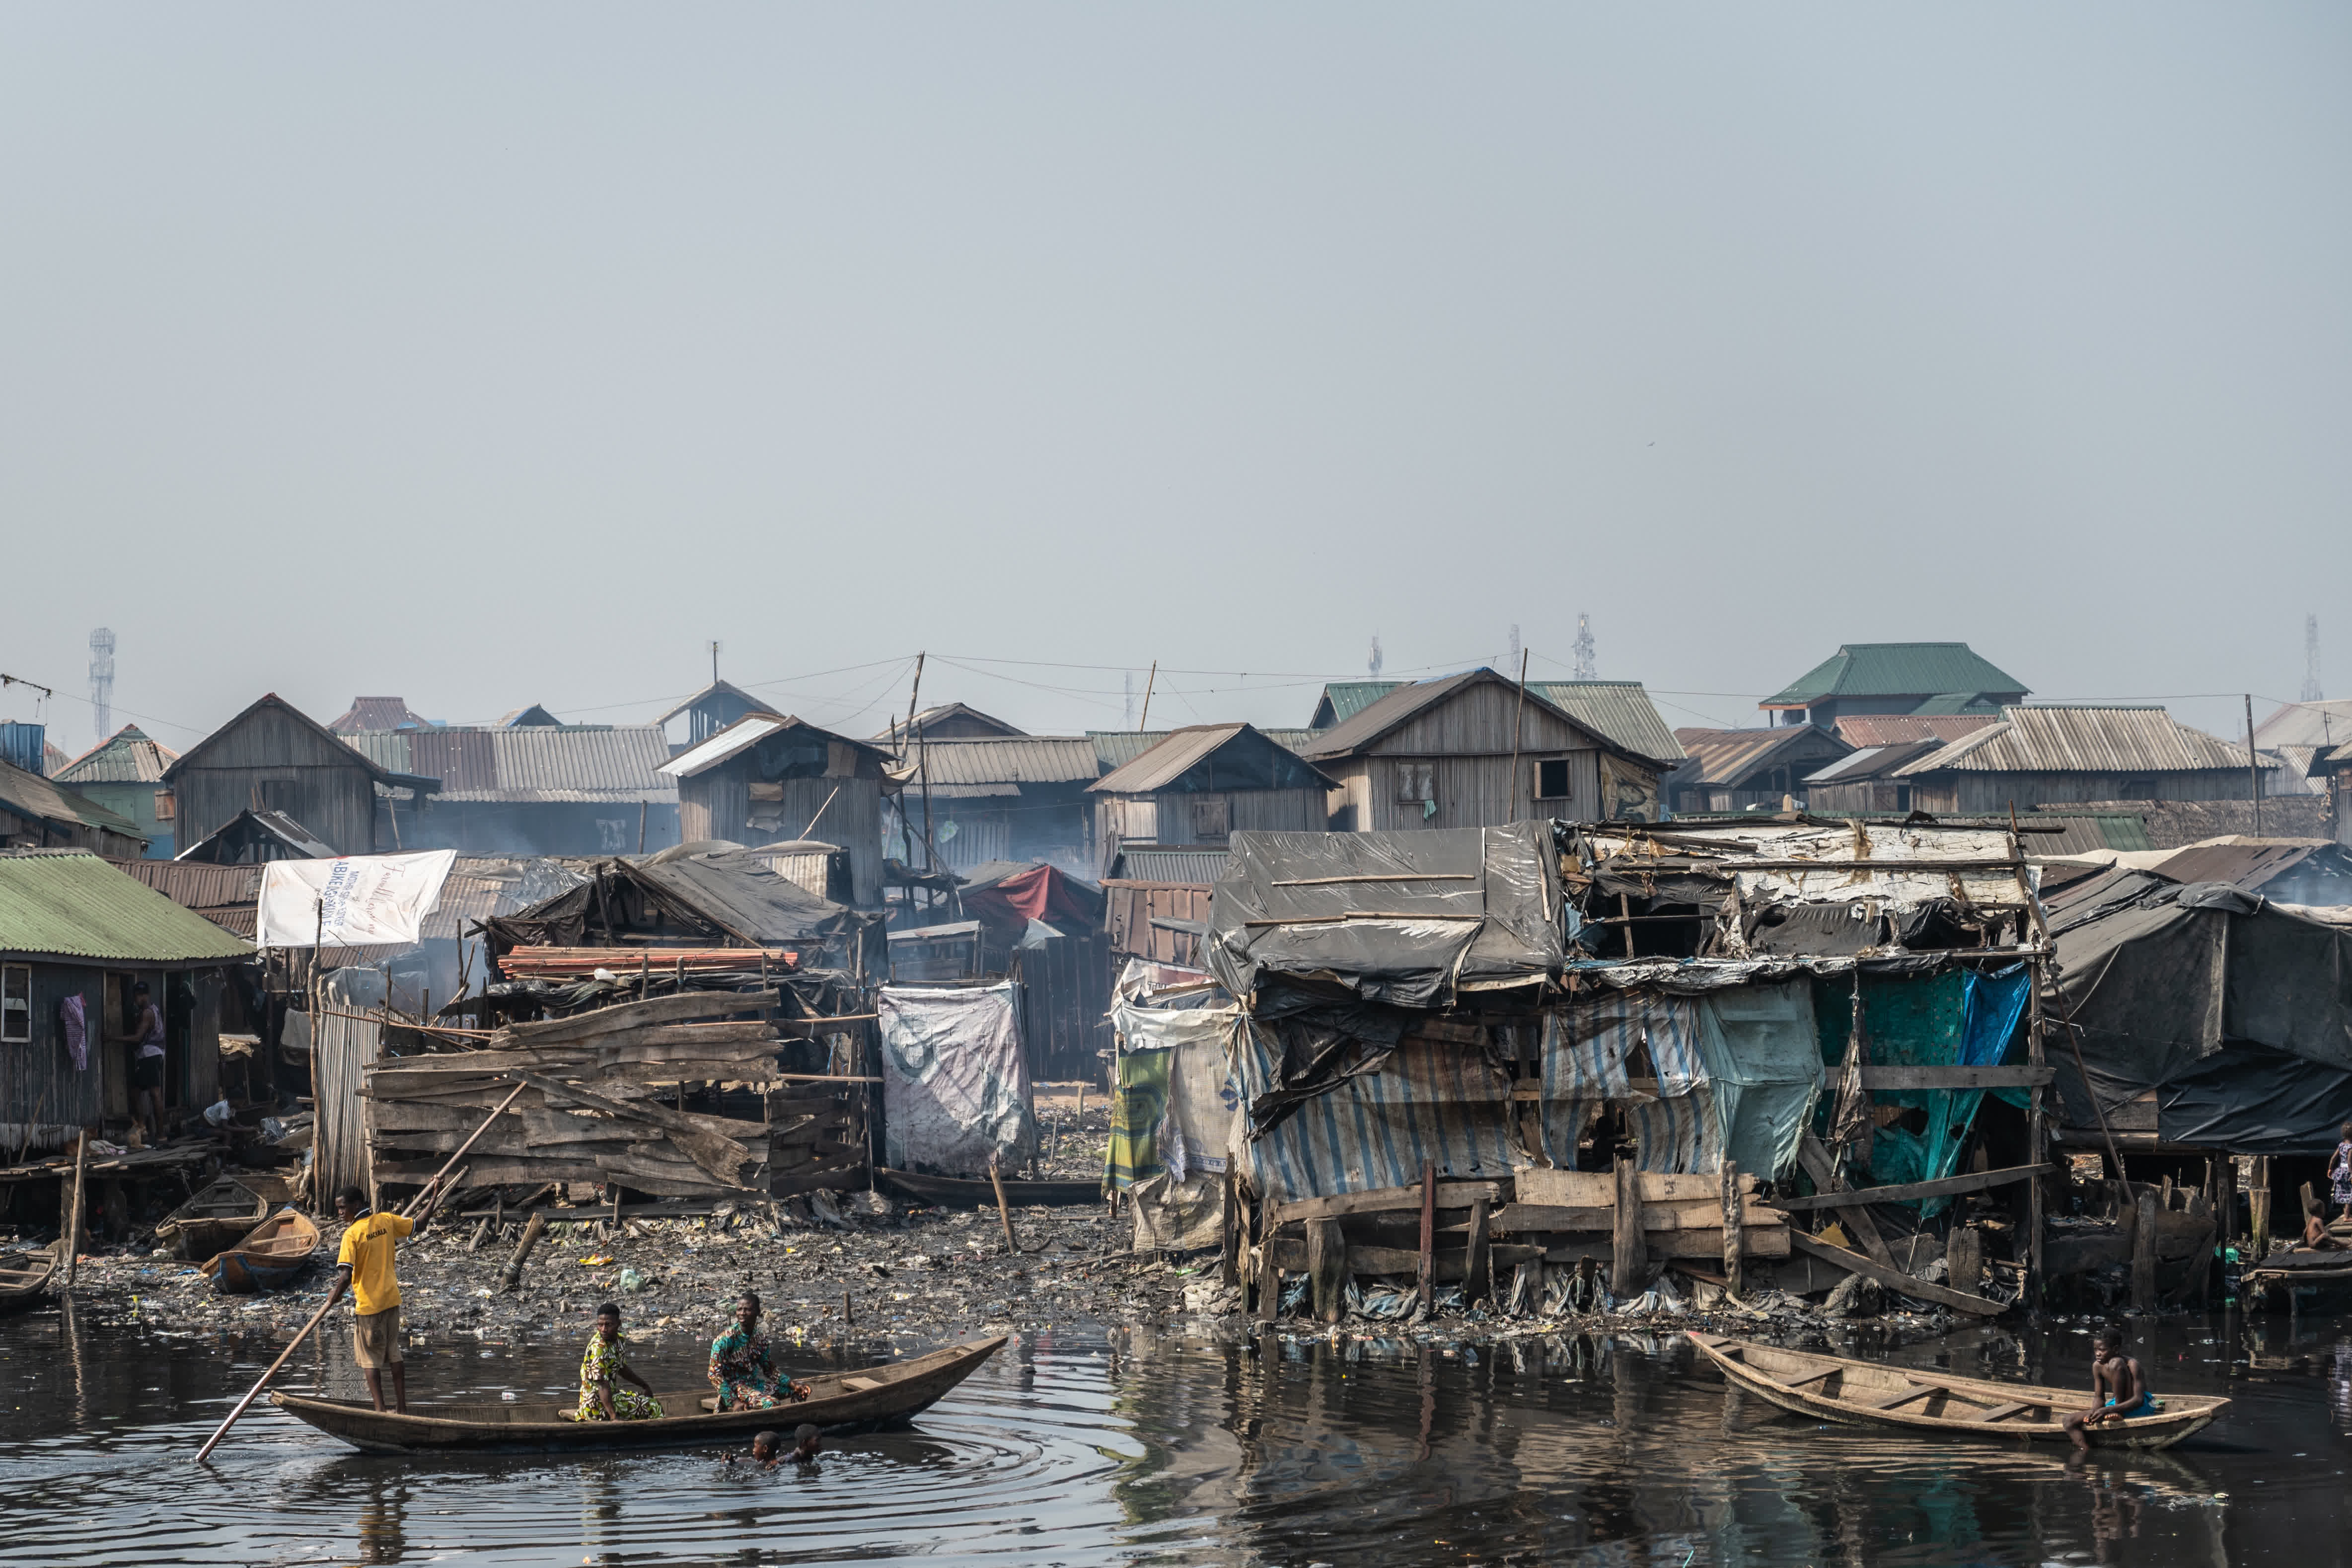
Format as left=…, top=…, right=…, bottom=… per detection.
left=361, top=989, right=863, bottom=1200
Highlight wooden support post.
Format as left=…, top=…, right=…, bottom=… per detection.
left=2251, top=1156, right=2273, bottom=1260
left=2130, top=1187, right=2158, bottom=1313
left=1612, top=1156, right=1647, bottom=1295
left=2301, top=1181, right=2320, bottom=1222
left=1416, top=1160, right=1436, bottom=1317
left=1797, top=1131, right=1895, bottom=1268
left=1253, top=1200, right=1278, bottom=1324
left=59, top=1132, right=88, bottom=1288
left=499, top=1210, right=547, bottom=1293
left=1948, top=1225, right=1982, bottom=1298
left=1306, top=1217, right=1348, bottom=1325
left=2215, top=1155, right=2238, bottom=1259
left=1720, top=1159, right=1743, bottom=1296
left=2025, top=972, right=2047, bottom=1310
left=1465, top=1196, right=1492, bottom=1306
left=1220, top=1170, right=1242, bottom=1288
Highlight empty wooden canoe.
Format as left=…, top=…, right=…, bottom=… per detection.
left=0, top=1244, right=59, bottom=1316
left=205, top=1209, right=322, bottom=1295
left=271, top=1335, right=1005, bottom=1454
left=1689, top=1332, right=2225, bottom=1450
left=876, top=1168, right=1101, bottom=1208
left=156, top=1178, right=270, bottom=1262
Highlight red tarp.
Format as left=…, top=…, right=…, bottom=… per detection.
left=962, top=864, right=1103, bottom=935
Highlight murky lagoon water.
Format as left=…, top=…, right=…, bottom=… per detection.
left=3, top=1299, right=2347, bottom=1565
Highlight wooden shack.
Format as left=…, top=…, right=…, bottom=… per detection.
left=1089, top=724, right=1333, bottom=864
left=659, top=715, right=898, bottom=909
left=0, top=756, right=149, bottom=858
left=163, top=693, right=439, bottom=856
left=0, top=852, right=253, bottom=1153
left=1297, top=668, right=1665, bottom=830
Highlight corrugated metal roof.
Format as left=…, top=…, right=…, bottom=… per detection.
left=0, top=852, right=255, bottom=962
left=1669, top=727, right=1851, bottom=788
left=654, top=679, right=767, bottom=727
left=1105, top=846, right=1231, bottom=884
left=1801, top=740, right=1946, bottom=784
left=658, top=714, right=891, bottom=779
left=1891, top=706, right=2259, bottom=777
left=1832, top=714, right=1999, bottom=747
left=328, top=697, right=436, bottom=734
left=0, top=756, right=145, bottom=839
left=903, top=737, right=1100, bottom=787
left=1528, top=682, right=1685, bottom=764
left=1090, top=724, right=1335, bottom=795
left=2150, top=840, right=2329, bottom=891
left=1763, top=644, right=2028, bottom=709
left=1310, top=681, right=1403, bottom=727
left=54, top=726, right=177, bottom=785
left=874, top=703, right=1026, bottom=743
left=105, top=858, right=264, bottom=911
left=2253, top=699, right=2352, bottom=751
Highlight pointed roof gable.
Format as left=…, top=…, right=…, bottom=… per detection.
left=655, top=679, right=768, bottom=728
left=658, top=713, right=897, bottom=779
left=1297, top=668, right=1629, bottom=762
left=54, top=725, right=178, bottom=785
left=165, top=693, right=396, bottom=785
left=1762, top=643, right=2028, bottom=711
left=875, top=702, right=1027, bottom=744
left=1089, top=723, right=1335, bottom=795
left=329, top=696, right=436, bottom=733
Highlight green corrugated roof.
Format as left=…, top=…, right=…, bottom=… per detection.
left=1909, top=692, right=2004, bottom=716
left=0, top=853, right=255, bottom=963
left=1763, top=644, right=2028, bottom=709
left=1309, top=681, right=1402, bottom=728
left=1528, top=682, right=1686, bottom=764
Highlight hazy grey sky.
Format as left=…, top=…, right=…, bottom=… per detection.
left=3, top=5, right=2346, bottom=750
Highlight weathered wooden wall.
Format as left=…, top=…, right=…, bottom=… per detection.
left=171, top=703, right=380, bottom=853
left=679, top=766, right=883, bottom=908
left=1014, top=931, right=1114, bottom=1083
left=1094, top=787, right=1326, bottom=850
left=1913, top=770, right=2266, bottom=815
left=1103, top=882, right=1211, bottom=965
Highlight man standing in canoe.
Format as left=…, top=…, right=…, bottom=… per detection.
left=708, top=1290, right=809, bottom=1412
left=328, top=1182, right=432, bottom=1414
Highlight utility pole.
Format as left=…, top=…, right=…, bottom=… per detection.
left=1138, top=661, right=1158, bottom=730
left=2246, top=693, right=2264, bottom=838
left=2306, top=614, right=2325, bottom=703
left=710, top=640, right=722, bottom=684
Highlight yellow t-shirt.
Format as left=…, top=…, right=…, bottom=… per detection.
left=335, top=1211, right=414, bottom=1317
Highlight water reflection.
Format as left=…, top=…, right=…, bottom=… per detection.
left=0, top=1307, right=2333, bottom=1566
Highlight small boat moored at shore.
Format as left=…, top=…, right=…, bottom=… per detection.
left=205, top=1209, right=321, bottom=1295
left=0, top=1244, right=59, bottom=1316
left=271, top=1335, right=1005, bottom=1454
left=1689, top=1332, right=2225, bottom=1450
left=156, top=1178, right=271, bottom=1262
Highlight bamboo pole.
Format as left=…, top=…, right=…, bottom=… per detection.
left=192, top=1081, right=526, bottom=1463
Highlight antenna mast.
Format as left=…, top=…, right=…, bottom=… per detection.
left=88, top=628, right=115, bottom=740
left=1571, top=613, right=1597, bottom=680
left=2305, top=614, right=2324, bottom=702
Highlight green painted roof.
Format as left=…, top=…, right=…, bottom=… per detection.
left=1763, top=644, right=2028, bottom=709
left=0, top=853, right=255, bottom=963
left=1309, top=681, right=1403, bottom=728
left=1528, top=682, right=1685, bottom=764
left=1909, top=692, right=2005, bottom=716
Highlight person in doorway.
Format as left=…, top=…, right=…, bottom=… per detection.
left=707, top=1290, right=809, bottom=1412
left=2330, top=1122, right=2352, bottom=1222
left=576, top=1302, right=663, bottom=1421
left=107, top=981, right=167, bottom=1145
left=328, top=1183, right=431, bottom=1413
left=2063, top=1327, right=2154, bottom=1450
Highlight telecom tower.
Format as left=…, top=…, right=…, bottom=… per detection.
left=1368, top=634, right=1385, bottom=679
left=1571, top=613, right=1597, bottom=680
left=88, top=628, right=115, bottom=741
left=1506, top=624, right=1521, bottom=671
left=2305, top=615, right=2324, bottom=702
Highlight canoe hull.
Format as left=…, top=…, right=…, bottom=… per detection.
left=1690, top=1333, right=2224, bottom=1451
left=158, top=1181, right=271, bottom=1262
left=876, top=1169, right=1100, bottom=1208
left=271, top=1335, right=1006, bottom=1455
left=0, top=1246, right=59, bottom=1316
left=206, top=1210, right=322, bottom=1295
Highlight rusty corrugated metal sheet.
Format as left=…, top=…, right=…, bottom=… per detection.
left=1892, top=706, right=2256, bottom=776
left=105, top=858, right=263, bottom=909
left=1669, top=727, right=1848, bottom=789
left=350, top=726, right=675, bottom=802
left=1832, top=714, right=1999, bottom=748
left=53, top=726, right=177, bottom=784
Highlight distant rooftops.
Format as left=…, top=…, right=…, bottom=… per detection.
left=1762, top=643, right=2028, bottom=715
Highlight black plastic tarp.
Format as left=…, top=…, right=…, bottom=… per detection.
left=2046, top=867, right=2352, bottom=1150
left=1207, top=824, right=1563, bottom=1010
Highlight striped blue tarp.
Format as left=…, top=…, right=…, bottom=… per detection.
left=1238, top=1026, right=1519, bottom=1202
left=1541, top=994, right=1721, bottom=1174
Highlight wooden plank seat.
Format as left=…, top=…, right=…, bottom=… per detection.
left=1865, top=1383, right=1944, bottom=1411
left=1973, top=1401, right=2036, bottom=1423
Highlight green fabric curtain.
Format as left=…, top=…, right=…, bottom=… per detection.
left=1105, top=1046, right=1173, bottom=1193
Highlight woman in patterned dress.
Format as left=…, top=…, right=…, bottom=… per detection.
left=2331, top=1123, right=2352, bottom=1220
left=708, top=1290, right=808, bottom=1412
left=576, top=1303, right=664, bottom=1421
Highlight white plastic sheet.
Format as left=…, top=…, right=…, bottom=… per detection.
left=879, top=982, right=1033, bottom=1178
left=256, top=850, right=457, bottom=948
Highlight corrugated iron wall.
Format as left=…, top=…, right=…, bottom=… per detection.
left=1013, top=932, right=1114, bottom=1085
left=312, top=970, right=384, bottom=1206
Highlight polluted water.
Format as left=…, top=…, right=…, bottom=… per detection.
left=2, top=1296, right=2348, bottom=1566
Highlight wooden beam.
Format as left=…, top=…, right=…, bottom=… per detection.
left=1612, top=1157, right=1647, bottom=1293
left=1856, top=1066, right=2054, bottom=1091
left=1773, top=1162, right=2055, bottom=1212
left=1797, top=1131, right=1895, bottom=1268
left=1787, top=1231, right=2008, bottom=1317
left=1271, top=1181, right=1502, bottom=1226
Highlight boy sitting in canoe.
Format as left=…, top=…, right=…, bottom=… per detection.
left=576, top=1303, right=664, bottom=1421
left=2064, top=1327, right=2153, bottom=1449
left=708, top=1290, right=810, bottom=1412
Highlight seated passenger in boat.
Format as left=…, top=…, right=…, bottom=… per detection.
left=708, top=1290, right=810, bottom=1412
left=575, top=1303, right=664, bottom=1421
left=2064, top=1327, right=2152, bottom=1449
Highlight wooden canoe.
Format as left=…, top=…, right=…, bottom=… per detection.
left=876, top=1168, right=1101, bottom=1208
left=156, top=1178, right=271, bottom=1262
left=1690, top=1332, right=2225, bottom=1450
left=270, top=1334, right=1006, bottom=1454
left=204, top=1209, right=322, bottom=1295
left=0, top=1244, right=59, bottom=1316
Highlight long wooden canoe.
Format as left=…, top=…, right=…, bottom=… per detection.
left=270, top=1335, right=1005, bottom=1454
left=205, top=1209, right=322, bottom=1295
left=1689, top=1332, right=2225, bottom=1450
left=0, top=1244, right=59, bottom=1316
left=876, top=1168, right=1101, bottom=1208
left=156, top=1178, right=271, bottom=1262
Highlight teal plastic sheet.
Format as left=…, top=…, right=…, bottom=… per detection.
left=1693, top=981, right=1823, bottom=1181
left=1811, top=967, right=2031, bottom=1208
